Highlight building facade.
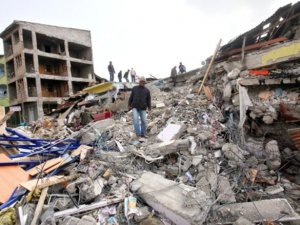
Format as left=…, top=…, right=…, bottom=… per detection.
left=0, top=21, right=95, bottom=124
left=0, top=55, right=8, bottom=107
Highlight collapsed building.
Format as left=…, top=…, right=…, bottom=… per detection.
left=0, top=21, right=95, bottom=125
left=0, top=2, right=300, bottom=225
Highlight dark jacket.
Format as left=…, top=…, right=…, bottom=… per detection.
left=118, top=71, right=122, bottom=78
left=108, top=64, right=115, bottom=73
left=128, top=85, right=151, bottom=110
left=124, top=71, right=129, bottom=78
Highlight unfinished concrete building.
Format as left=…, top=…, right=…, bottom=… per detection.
left=0, top=21, right=95, bottom=124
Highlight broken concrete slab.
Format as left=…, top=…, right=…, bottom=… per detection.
left=60, top=216, right=80, bottom=225
left=131, top=172, right=212, bottom=225
left=233, top=216, right=254, bottom=225
left=77, top=215, right=97, bottom=225
left=217, top=176, right=236, bottom=204
left=212, top=198, right=300, bottom=224
left=146, top=139, right=190, bottom=157
left=157, top=123, right=186, bottom=142
left=265, top=184, right=284, bottom=195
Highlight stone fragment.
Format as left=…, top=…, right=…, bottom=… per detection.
left=78, top=215, right=97, bottom=225
left=223, top=82, right=232, bottom=101
left=213, top=198, right=300, bottom=224
left=192, top=155, right=203, bottom=166
left=131, top=172, right=212, bottom=225
left=134, top=207, right=151, bottom=222
left=233, top=216, right=254, bottom=225
left=227, top=68, right=240, bottom=80
left=222, top=143, right=245, bottom=167
left=262, top=115, right=274, bottom=124
left=265, top=184, right=284, bottom=195
left=147, top=139, right=189, bottom=157
left=157, top=123, right=186, bottom=142
left=60, top=216, right=80, bottom=225
left=79, top=177, right=104, bottom=203
left=265, top=140, right=281, bottom=170
left=217, top=176, right=236, bottom=204
left=156, top=102, right=165, bottom=108
left=80, top=132, right=96, bottom=145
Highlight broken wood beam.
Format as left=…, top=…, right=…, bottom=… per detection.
left=20, top=174, right=79, bottom=191
left=198, top=39, right=222, bottom=95
left=30, top=187, right=48, bottom=225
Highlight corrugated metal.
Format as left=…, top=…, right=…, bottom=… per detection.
left=288, top=128, right=300, bottom=150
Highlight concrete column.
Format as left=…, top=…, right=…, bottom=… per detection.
left=32, top=31, right=43, bottom=119
left=65, top=40, right=73, bottom=95
left=23, top=77, right=28, bottom=99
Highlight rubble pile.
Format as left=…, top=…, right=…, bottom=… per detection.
left=1, top=3, right=300, bottom=225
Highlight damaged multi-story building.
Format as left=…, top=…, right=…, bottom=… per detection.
left=0, top=21, right=95, bottom=125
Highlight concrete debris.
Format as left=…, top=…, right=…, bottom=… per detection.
left=233, top=216, right=254, bottom=225
left=265, top=184, right=284, bottom=195
left=131, top=172, right=212, bottom=225
left=157, top=123, right=186, bottom=142
left=212, top=198, right=300, bottom=224
left=1, top=4, right=300, bottom=225
left=265, top=140, right=281, bottom=170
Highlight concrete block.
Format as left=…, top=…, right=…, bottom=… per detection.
left=233, top=216, right=254, bottom=225
left=78, top=215, right=97, bottom=225
left=147, top=139, right=189, bottom=157
left=131, top=172, right=212, bottom=225
left=61, top=216, right=80, bottom=225
left=213, top=198, right=300, bottom=224
left=265, top=184, right=284, bottom=195
left=157, top=123, right=186, bottom=142
left=156, top=102, right=165, bottom=108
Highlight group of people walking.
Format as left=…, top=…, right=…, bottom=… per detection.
left=108, top=61, right=137, bottom=83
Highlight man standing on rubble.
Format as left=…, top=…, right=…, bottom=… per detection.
left=128, top=76, right=151, bottom=138
left=179, top=62, right=186, bottom=74
left=130, top=68, right=137, bottom=83
left=118, top=70, right=122, bottom=82
left=108, top=61, right=115, bottom=82
left=124, top=69, right=130, bottom=82
left=170, top=66, right=177, bottom=87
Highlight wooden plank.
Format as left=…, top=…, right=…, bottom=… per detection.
left=0, top=153, right=30, bottom=203
left=203, top=86, right=212, bottom=100
left=30, top=187, right=48, bottom=225
left=20, top=174, right=79, bottom=191
left=0, top=111, right=15, bottom=126
left=198, top=39, right=222, bottom=95
left=27, top=158, right=64, bottom=177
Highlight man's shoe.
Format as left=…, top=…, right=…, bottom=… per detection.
left=141, top=134, right=148, bottom=138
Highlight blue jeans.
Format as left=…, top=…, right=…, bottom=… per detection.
left=132, top=108, right=146, bottom=136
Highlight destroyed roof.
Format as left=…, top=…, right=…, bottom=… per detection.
left=219, top=2, right=300, bottom=56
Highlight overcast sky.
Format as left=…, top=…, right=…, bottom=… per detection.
left=0, top=0, right=298, bottom=79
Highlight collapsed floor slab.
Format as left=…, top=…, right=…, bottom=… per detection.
left=212, top=198, right=300, bottom=224
left=131, top=172, right=211, bottom=225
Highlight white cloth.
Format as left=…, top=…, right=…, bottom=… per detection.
left=238, top=85, right=253, bottom=128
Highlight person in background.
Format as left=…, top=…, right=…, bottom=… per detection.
left=128, top=76, right=151, bottom=138
left=170, top=66, right=177, bottom=87
left=179, top=62, right=186, bottom=74
left=130, top=68, right=136, bottom=83
left=124, top=69, right=130, bottom=82
left=118, top=70, right=122, bottom=82
left=108, top=86, right=119, bottom=103
left=108, top=61, right=115, bottom=82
